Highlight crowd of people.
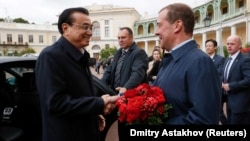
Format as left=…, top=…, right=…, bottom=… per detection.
left=35, top=3, right=250, bottom=141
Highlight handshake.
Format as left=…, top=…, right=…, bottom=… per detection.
left=101, top=87, right=127, bottom=115
left=101, top=94, right=119, bottom=115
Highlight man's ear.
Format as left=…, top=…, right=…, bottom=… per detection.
left=173, top=20, right=183, bottom=33
left=62, top=23, right=69, bottom=35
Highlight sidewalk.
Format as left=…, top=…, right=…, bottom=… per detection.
left=90, top=66, right=104, bottom=79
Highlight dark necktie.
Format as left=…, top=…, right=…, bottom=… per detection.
left=223, top=57, right=232, bottom=83
left=114, top=50, right=126, bottom=88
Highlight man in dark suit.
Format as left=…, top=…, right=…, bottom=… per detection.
left=35, top=7, right=118, bottom=141
left=102, top=27, right=148, bottom=94
left=222, top=35, right=250, bottom=124
left=101, top=27, right=148, bottom=141
left=205, top=39, right=227, bottom=125
left=154, top=3, right=221, bottom=124
left=205, top=39, right=225, bottom=76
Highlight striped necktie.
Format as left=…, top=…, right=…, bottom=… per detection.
left=114, top=50, right=126, bottom=88
left=223, top=57, right=232, bottom=83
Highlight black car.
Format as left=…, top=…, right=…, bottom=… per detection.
left=0, top=57, right=115, bottom=141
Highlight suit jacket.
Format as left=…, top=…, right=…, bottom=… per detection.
left=212, top=54, right=225, bottom=77
left=154, top=40, right=221, bottom=124
left=223, top=53, right=250, bottom=113
left=36, top=36, right=103, bottom=141
left=102, top=42, right=148, bottom=91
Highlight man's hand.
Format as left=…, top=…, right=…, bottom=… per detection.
left=222, top=83, right=230, bottom=92
left=115, top=87, right=127, bottom=95
left=98, top=115, right=105, bottom=132
left=101, top=94, right=119, bottom=115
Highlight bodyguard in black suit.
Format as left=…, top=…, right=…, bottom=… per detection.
left=205, top=39, right=227, bottom=124
left=222, top=35, right=250, bottom=124
left=36, top=7, right=118, bottom=141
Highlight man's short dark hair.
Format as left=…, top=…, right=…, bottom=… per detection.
left=58, top=7, right=89, bottom=34
left=119, top=27, right=133, bottom=36
left=160, top=3, right=195, bottom=35
left=205, top=39, right=218, bottom=47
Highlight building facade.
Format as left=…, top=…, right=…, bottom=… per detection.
left=0, top=22, right=58, bottom=56
left=0, top=0, right=249, bottom=57
left=134, top=0, right=250, bottom=56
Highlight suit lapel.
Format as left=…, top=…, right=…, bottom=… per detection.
left=228, top=54, right=241, bottom=80
left=212, top=55, right=216, bottom=62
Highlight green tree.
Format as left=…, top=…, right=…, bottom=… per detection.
left=13, top=50, right=19, bottom=56
left=245, top=42, right=250, bottom=48
left=3, top=49, right=7, bottom=56
left=19, top=48, right=36, bottom=56
left=0, top=18, right=4, bottom=22
left=100, top=46, right=117, bottom=59
left=13, top=17, right=29, bottom=24
left=223, top=46, right=228, bottom=58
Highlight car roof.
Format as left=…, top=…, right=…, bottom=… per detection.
left=0, top=56, right=37, bottom=64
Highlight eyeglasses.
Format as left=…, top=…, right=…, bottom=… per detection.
left=71, top=23, right=93, bottom=31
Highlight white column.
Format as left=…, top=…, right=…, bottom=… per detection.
left=155, top=40, right=159, bottom=47
left=231, top=25, right=236, bottom=35
left=216, top=28, right=224, bottom=56
left=247, top=18, right=250, bottom=43
left=145, top=41, right=148, bottom=54
left=202, top=33, right=207, bottom=51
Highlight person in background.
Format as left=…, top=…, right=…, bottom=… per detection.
left=205, top=39, right=227, bottom=125
left=101, top=27, right=148, bottom=141
left=205, top=39, right=225, bottom=76
left=222, top=35, right=250, bottom=124
left=95, top=58, right=101, bottom=74
left=148, top=46, right=161, bottom=62
left=147, top=48, right=162, bottom=85
left=154, top=3, right=221, bottom=124
left=35, top=7, right=118, bottom=141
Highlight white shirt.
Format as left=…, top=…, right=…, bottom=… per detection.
left=170, top=38, right=193, bottom=53
left=226, top=50, right=240, bottom=78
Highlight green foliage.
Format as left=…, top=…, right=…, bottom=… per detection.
left=125, top=104, right=173, bottom=125
left=245, top=42, right=250, bottom=48
left=100, top=46, right=117, bottom=59
left=223, top=46, right=229, bottom=58
left=0, top=18, right=4, bottom=22
left=3, top=49, right=7, bottom=56
left=19, top=48, right=36, bottom=56
left=13, top=50, right=19, bottom=56
left=13, top=18, right=29, bottom=24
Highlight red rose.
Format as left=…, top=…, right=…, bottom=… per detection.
left=116, top=83, right=172, bottom=125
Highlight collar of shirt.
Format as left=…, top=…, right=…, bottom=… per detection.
left=80, top=48, right=85, bottom=54
left=210, top=53, right=215, bottom=59
left=229, top=50, right=240, bottom=62
left=169, top=38, right=193, bottom=53
left=123, top=49, right=128, bottom=52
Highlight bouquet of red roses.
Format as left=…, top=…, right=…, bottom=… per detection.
left=116, top=83, right=172, bottom=125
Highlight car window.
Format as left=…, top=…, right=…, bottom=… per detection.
left=10, top=67, right=35, bottom=76
left=3, top=67, right=35, bottom=92
left=5, top=72, right=16, bottom=86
